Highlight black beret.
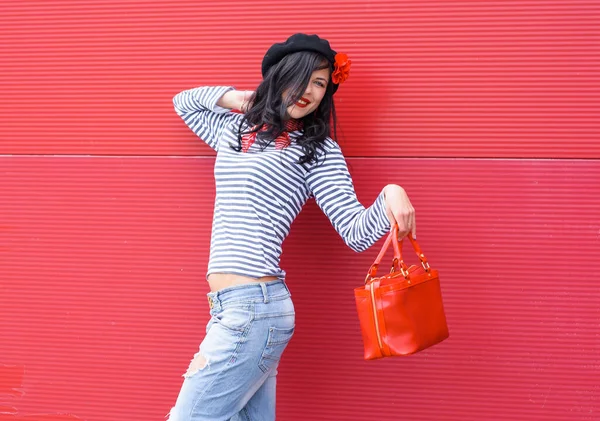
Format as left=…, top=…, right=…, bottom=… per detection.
left=262, top=33, right=339, bottom=92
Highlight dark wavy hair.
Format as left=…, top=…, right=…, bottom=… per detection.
left=231, top=51, right=337, bottom=165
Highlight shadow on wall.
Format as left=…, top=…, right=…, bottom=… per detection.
left=0, top=365, right=83, bottom=421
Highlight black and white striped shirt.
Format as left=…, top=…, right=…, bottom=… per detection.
left=173, top=86, right=390, bottom=280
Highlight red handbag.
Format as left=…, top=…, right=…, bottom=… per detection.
left=354, top=225, right=449, bottom=360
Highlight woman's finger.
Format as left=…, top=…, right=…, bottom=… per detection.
left=396, top=212, right=409, bottom=239
left=411, top=213, right=417, bottom=240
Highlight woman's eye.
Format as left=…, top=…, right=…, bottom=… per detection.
left=314, top=81, right=325, bottom=88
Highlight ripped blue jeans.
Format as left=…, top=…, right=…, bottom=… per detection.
left=168, top=280, right=295, bottom=421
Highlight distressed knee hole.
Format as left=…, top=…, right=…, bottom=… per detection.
left=183, top=351, right=209, bottom=378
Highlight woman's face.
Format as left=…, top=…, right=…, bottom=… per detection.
left=284, top=67, right=330, bottom=119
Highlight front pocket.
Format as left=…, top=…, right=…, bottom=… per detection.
left=258, top=326, right=295, bottom=373
left=211, top=305, right=253, bottom=333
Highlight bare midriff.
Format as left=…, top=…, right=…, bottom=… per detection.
left=208, top=273, right=279, bottom=293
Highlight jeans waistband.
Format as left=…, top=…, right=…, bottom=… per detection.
left=207, top=280, right=290, bottom=309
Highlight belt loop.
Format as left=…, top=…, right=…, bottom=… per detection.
left=260, top=282, right=269, bottom=304
left=282, top=280, right=291, bottom=296
left=208, top=292, right=219, bottom=311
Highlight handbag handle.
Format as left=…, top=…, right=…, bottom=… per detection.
left=365, top=224, right=430, bottom=283
left=398, top=232, right=431, bottom=277
left=365, top=225, right=402, bottom=283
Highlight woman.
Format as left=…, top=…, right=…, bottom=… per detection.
left=168, top=33, right=416, bottom=421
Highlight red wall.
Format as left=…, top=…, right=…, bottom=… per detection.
left=1, top=1, right=599, bottom=420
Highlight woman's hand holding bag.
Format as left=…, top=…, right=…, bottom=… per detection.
left=383, top=184, right=416, bottom=240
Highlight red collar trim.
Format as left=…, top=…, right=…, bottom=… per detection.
left=241, top=121, right=303, bottom=153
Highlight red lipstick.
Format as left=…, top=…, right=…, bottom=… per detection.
left=295, top=97, right=311, bottom=108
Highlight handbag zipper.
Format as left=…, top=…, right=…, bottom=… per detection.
left=370, top=283, right=384, bottom=351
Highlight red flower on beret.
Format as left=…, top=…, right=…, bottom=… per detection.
left=332, top=53, right=351, bottom=85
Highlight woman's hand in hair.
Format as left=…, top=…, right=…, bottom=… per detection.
left=217, top=90, right=255, bottom=113
left=383, top=184, right=416, bottom=240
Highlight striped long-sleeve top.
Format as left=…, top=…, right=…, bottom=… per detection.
left=173, top=86, right=391, bottom=280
